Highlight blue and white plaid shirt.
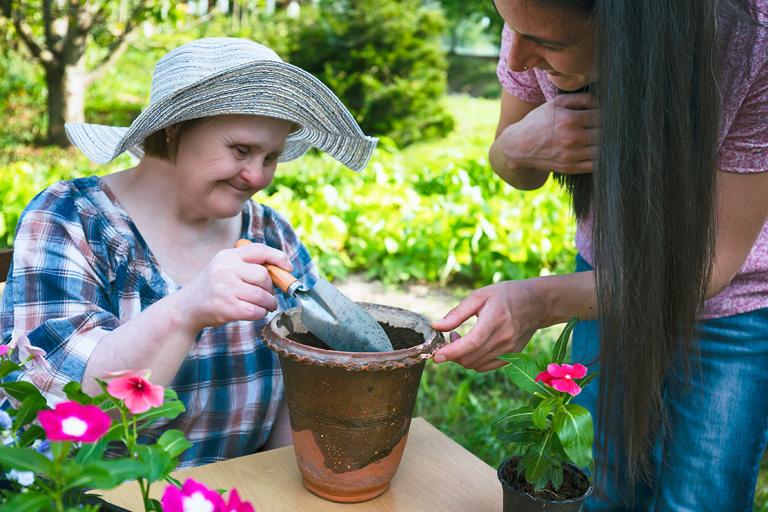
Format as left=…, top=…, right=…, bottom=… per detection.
left=1, top=176, right=317, bottom=467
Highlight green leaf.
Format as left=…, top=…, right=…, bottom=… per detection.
left=577, top=372, right=598, bottom=389
left=532, top=398, right=555, bottom=430
left=0, top=492, right=51, bottom=512
left=0, top=359, right=23, bottom=379
left=493, top=406, right=533, bottom=430
left=63, top=381, right=94, bottom=404
left=0, top=381, right=44, bottom=403
left=135, top=445, right=175, bottom=482
left=75, top=437, right=109, bottom=464
left=18, top=425, right=45, bottom=447
left=546, top=463, right=564, bottom=491
left=87, top=458, right=147, bottom=488
left=535, top=352, right=549, bottom=371
left=496, top=429, right=540, bottom=443
left=156, top=429, right=192, bottom=459
left=0, top=446, right=54, bottom=474
left=523, top=431, right=553, bottom=488
left=552, top=317, right=578, bottom=363
left=553, top=404, right=593, bottom=468
left=135, top=398, right=185, bottom=426
left=498, top=353, right=555, bottom=397
left=12, top=395, right=47, bottom=431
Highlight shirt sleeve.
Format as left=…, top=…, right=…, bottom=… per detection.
left=497, top=24, right=547, bottom=104
left=6, top=188, right=119, bottom=404
left=718, top=59, right=768, bottom=173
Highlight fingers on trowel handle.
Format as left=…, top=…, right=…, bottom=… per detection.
left=235, top=239, right=297, bottom=293
left=264, top=264, right=297, bottom=293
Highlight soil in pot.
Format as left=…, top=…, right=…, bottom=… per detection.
left=287, top=323, right=421, bottom=351
left=498, top=457, right=592, bottom=512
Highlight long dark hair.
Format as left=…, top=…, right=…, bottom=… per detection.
left=533, top=0, right=762, bottom=483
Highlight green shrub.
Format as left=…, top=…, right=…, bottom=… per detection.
left=247, top=0, right=455, bottom=147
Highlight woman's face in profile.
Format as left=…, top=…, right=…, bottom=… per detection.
left=494, top=0, right=596, bottom=91
left=172, top=114, right=293, bottom=219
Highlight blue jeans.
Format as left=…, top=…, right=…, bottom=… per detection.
left=573, top=254, right=768, bottom=511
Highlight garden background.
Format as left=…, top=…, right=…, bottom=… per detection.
left=1, top=1, right=766, bottom=508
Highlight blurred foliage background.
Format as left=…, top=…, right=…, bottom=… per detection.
left=2, top=1, right=766, bottom=507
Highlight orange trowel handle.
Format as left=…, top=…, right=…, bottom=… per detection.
left=235, top=238, right=297, bottom=293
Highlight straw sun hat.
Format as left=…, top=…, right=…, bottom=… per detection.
left=65, top=38, right=377, bottom=171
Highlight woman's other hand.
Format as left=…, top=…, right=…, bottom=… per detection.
left=431, top=280, right=549, bottom=372
left=178, top=242, right=293, bottom=330
left=493, top=92, right=599, bottom=180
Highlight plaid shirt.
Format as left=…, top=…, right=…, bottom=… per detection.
left=0, top=176, right=317, bottom=467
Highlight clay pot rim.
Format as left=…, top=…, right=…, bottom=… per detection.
left=262, top=303, right=447, bottom=370
left=497, top=457, right=594, bottom=505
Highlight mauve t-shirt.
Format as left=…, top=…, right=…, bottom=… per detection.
left=496, top=3, right=768, bottom=319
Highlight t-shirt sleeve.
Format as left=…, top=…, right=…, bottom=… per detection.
left=718, top=59, right=768, bottom=173
left=497, top=24, right=547, bottom=104
left=5, top=188, right=119, bottom=404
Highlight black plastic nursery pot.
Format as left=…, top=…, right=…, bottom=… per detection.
left=498, top=457, right=593, bottom=512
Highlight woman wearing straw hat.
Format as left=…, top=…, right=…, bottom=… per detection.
left=0, top=38, right=377, bottom=467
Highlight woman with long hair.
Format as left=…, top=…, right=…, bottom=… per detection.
left=432, top=0, right=768, bottom=509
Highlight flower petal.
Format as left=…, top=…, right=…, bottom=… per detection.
left=551, top=378, right=582, bottom=396
left=571, top=363, right=588, bottom=379
left=534, top=370, right=552, bottom=384
left=160, top=484, right=184, bottom=512
left=226, top=489, right=255, bottom=512
left=546, top=363, right=566, bottom=378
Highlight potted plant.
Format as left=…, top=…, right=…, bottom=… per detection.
left=494, top=318, right=595, bottom=512
left=0, top=345, right=255, bottom=511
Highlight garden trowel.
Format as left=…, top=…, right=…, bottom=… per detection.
left=236, top=239, right=393, bottom=352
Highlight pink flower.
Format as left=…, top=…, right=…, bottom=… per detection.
left=0, top=345, right=9, bottom=357
left=38, top=401, right=111, bottom=443
left=225, top=489, right=255, bottom=512
left=535, top=363, right=588, bottom=396
left=161, top=479, right=226, bottom=512
left=107, top=371, right=164, bottom=414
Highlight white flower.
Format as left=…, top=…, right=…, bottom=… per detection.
left=6, top=469, right=35, bottom=486
left=183, top=491, right=216, bottom=512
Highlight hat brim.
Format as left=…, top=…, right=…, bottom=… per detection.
left=65, top=61, right=377, bottom=171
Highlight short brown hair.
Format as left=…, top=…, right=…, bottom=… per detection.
left=141, top=120, right=200, bottom=161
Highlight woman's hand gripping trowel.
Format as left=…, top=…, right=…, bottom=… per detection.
left=236, top=239, right=393, bottom=352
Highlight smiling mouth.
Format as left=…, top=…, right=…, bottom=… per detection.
left=227, top=182, right=252, bottom=193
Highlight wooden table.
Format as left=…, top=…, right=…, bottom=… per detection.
left=101, top=417, right=502, bottom=511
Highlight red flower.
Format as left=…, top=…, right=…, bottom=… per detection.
left=225, top=489, right=255, bottom=512
left=161, top=479, right=226, bottom=512
left=107, top=371, right=164, bottom=414
left=0, top=345, right=9, bottom=357
left=38, top=401, right=111, bottom=443
left=535, top=363, right=588, bottom=396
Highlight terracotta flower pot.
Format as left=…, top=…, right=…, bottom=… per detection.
left=498, top=457, right=593, bottom=512
left=263, top=303, right=445, bottom=503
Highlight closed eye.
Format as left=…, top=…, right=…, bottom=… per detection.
left=233, top=145, right=250, bottom=158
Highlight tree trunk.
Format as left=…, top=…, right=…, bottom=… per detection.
left=45, top=53, right=88, bottom=147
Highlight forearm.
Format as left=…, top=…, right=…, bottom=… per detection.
left=489, top=128, right=550, bottom=190
left=81, top=290, right=201, bottom=395
left=532, top=270, right=598, bottom=326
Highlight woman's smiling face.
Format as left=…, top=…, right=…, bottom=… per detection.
left=495, top=0, right=596, bottom=91
left=171, top=114, right=293, bottom=219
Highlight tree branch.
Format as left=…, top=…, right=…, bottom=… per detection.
left=85, top=0, right=148, bottom=84
left=9, top=7, right=53, bottom=64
